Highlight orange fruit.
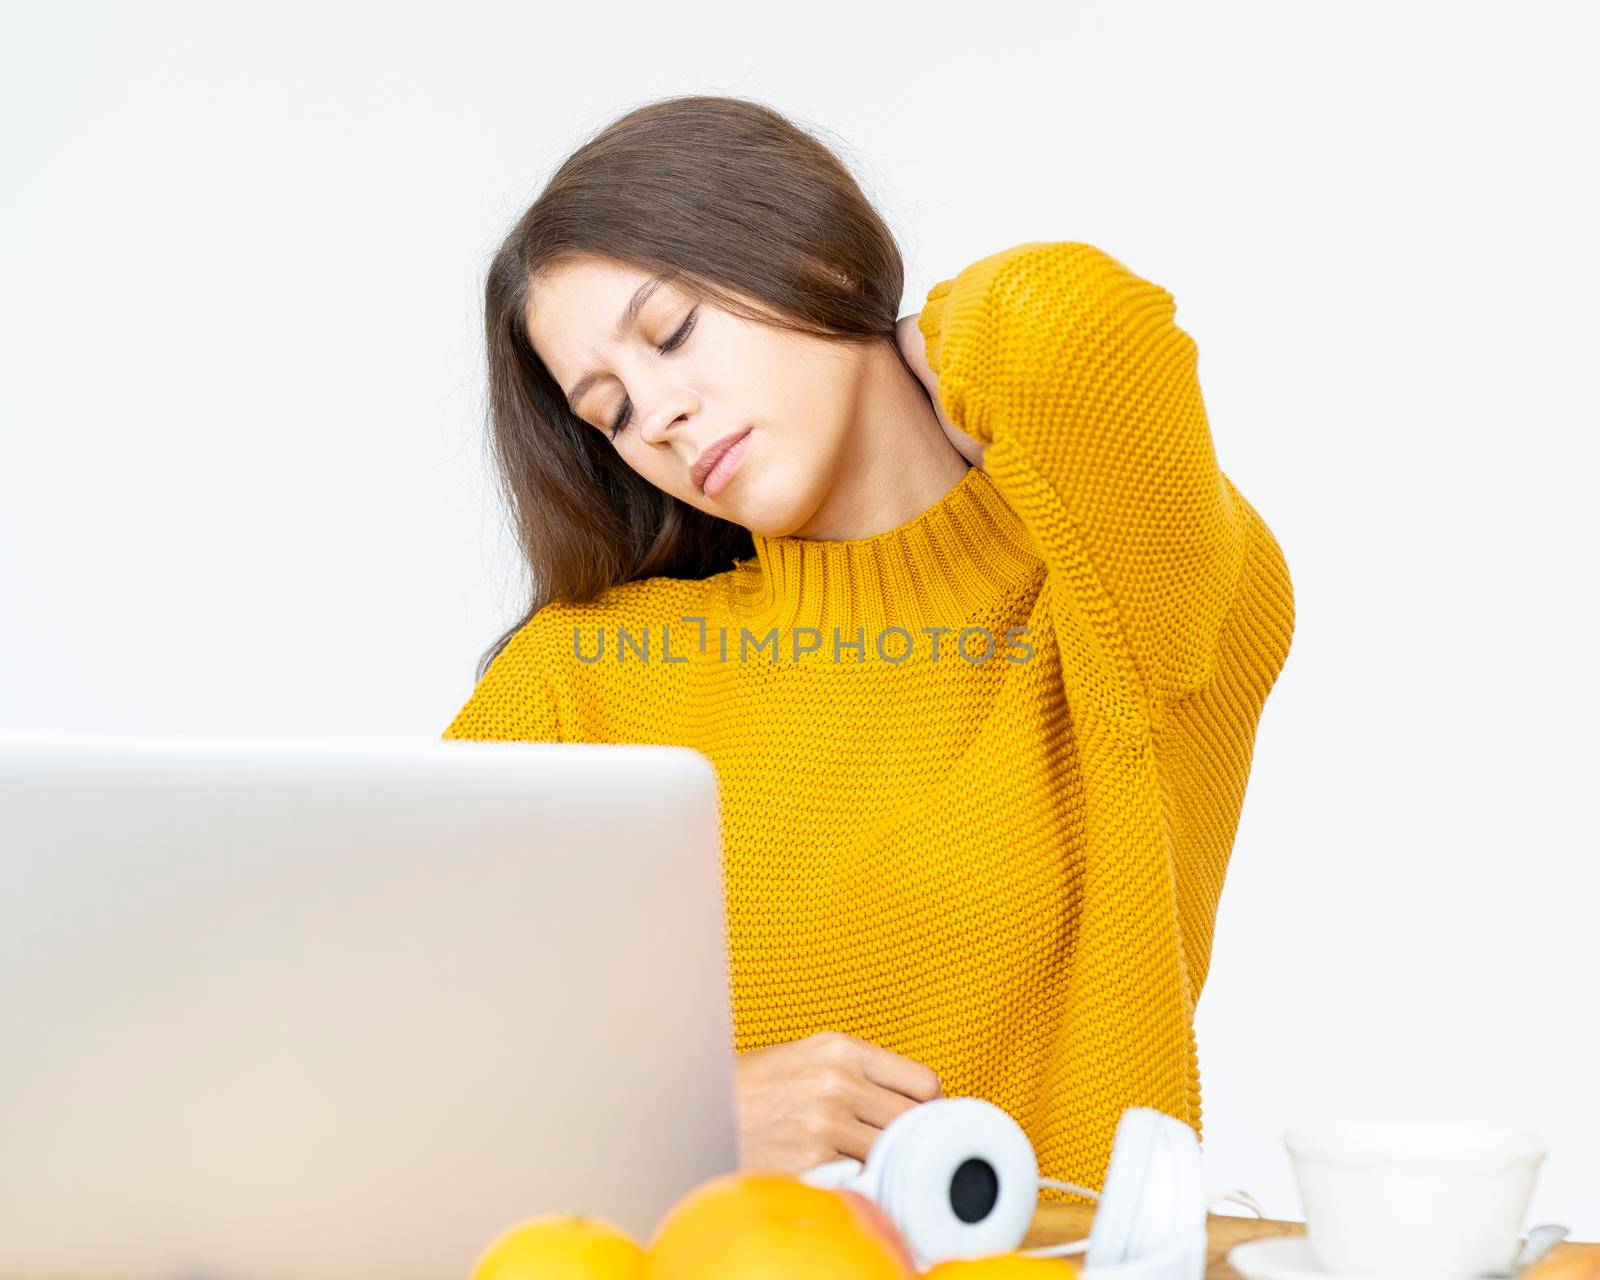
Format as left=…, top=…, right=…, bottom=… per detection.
left=644, top=1170, right=915, bottom=1279
left=922, top=1253, right=1080, bottom=1277
left=471, top=1213, right=647, bottom=1280
left=835, top=1187, right=919, bottom=1274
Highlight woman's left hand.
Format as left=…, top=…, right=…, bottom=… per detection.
left=895, top=312, right=988, bottom=471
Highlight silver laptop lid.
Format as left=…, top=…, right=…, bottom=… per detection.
left=0, top=734, right=738, bottom=1280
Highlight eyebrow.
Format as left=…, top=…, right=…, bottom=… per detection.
left=563, top=272, right=669, bottom=417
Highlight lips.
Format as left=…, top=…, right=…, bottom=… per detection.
left=691, top=427, right=752, bottom=493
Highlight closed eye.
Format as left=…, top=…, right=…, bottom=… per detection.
left=608, top=308, right=698, bottom=442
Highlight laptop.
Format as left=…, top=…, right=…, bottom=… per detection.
left=0, top=732, right=739, bottom=1280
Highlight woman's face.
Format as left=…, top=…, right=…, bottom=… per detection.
left=524, top=255, right=867, bottom=538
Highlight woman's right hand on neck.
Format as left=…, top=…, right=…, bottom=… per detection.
left=895, top=312, right=989, bottom=471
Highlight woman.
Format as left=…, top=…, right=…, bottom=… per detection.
left=442, top=93, right=1295, bottom=1204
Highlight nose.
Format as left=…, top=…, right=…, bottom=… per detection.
left=636, top=385, right=697, bottom=447
left=638, top=405, right=691, bottom=446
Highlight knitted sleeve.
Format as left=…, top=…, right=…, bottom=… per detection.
left=917, top=241, right=1251, bottom=706
left=439, top=619, right=563, bottom=742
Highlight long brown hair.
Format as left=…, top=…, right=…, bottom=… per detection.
left=471, top=93, right=907, bottom=681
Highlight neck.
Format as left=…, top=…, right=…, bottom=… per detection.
left=782, top=342, right=971, bottom=541
left=731, top=464, right=1043, bottom=636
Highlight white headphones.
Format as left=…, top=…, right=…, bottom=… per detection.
left=799, top=1099, right=1264, bottom=1274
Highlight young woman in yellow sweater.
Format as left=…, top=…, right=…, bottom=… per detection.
left=442, top=93, right=1295, bottom=1204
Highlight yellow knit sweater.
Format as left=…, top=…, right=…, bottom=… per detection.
left=441, top=241, right=1295, bottom=1202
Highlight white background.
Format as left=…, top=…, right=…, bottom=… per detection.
left=5, top=0, right=1598, bottom=1240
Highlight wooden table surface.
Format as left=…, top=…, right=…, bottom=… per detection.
left=1022, top=1203, right=1600, bottom=1279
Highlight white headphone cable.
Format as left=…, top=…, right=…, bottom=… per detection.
left=1014, top=1179, right=1267, bottom=1260
left=1016, top=1178, right=1101, bottom=1258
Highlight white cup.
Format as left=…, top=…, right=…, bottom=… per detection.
left=1283, top=1120, right=1546, bottom=1279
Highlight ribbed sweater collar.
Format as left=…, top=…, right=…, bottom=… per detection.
left=727, top=465, right=1043, bottom=635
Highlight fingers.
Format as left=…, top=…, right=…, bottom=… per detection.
left=850, top=1084, right=926, bottom=1134
left=894, top=313, right=928, bottom=376
left=863, top=1049, right=943, bottom=1105
left=833, top=1115, right=894, bottom=1165
left=826, top=1032, right=942, bottom=1104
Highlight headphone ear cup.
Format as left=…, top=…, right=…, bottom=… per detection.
left=1088, top=1107, right=1162, bottom=1269
left=865, top=1097, right=1039, bottom=1270
left=1086, top=1107, right=1205, bottom=1271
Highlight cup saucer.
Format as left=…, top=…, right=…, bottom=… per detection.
left=1227, top=1235, right=1495, bottom=1280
